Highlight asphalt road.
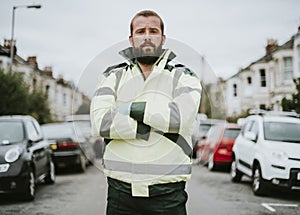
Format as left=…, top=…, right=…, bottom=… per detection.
left=0, top=161, right=299, bottom=215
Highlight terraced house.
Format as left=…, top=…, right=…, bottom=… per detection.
left=225, top=26, right=300, bottom=117
left=0, top=39, right=89, bottom=121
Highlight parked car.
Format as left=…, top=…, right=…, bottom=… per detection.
left=66, top=114, right=105, bottom=159
left=230, top=111, right=300, bottom=196
left=41, top=122, right=96, bottom=172
left=197, top=123, right=241, bottom=171
left=192, top=118, right=225, bottom=158
left=0, top=115, right=55, bottom=201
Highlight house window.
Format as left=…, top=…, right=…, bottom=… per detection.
left=259, top=104, right=266, bottom=110
left=260, top=69, right=266, bottom=87
left=63, top=93, right=67, bottom=106
left=33, top=78, right=36, bottom=89
left=233, top=84, right=237, bottom=97
left=45, top=85, right=50, bottom=98
left=283, top=57, right=293, bottom=80
left=298, top=45, right=300, bottom=75
left=247, top=77, right=252, bottom=84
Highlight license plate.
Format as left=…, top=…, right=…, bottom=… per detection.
left=298, top=173, right=300, bottom=180
left=0, top=164, right=9, bottom=173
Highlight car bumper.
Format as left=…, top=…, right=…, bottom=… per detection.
left=52, top=150, right=82, bottom=168
left=269, top=168, right=300, bottom=190
left=0, top=162, right=30, bottom=194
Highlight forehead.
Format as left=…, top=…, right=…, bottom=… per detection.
left=132, top=16, right=161, bottom=31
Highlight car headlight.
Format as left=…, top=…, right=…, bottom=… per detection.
left=271, top=151, right=288, bottom=161
left=5, top=147, right=22, bottom=163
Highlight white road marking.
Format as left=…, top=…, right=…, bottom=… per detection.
left=262, top=203, right=298, bottom=212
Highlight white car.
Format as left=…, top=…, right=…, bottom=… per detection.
left=230, top=111, right=300, bottom=196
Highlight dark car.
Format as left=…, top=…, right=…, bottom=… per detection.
left=41, top=122, right=96, bottom=172
left=197, top=123, right=241, bottom=171
left=66, top=115, right=105, bottom=159
left=0, top=115, right=55, bottom=201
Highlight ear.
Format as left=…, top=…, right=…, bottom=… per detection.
left=129, top=35, right=133, bottom=46
left=162, top=35, right=166, bottom=45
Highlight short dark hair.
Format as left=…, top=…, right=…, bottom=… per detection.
left=130, top=10, right=164, bottom=35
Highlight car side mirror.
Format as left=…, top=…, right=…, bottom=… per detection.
left=244, top=131, right=257, bottom=142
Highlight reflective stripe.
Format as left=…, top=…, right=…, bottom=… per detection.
left=168, top=102, right=180, bottom=133
left=174, top=86, right=201, bottom=97
left=103, top=159, right=191, bottom=175
left=94, top=87, right=115, bottom=98
left=100, top=110, right=116, bottom=137
left=172, top=68, right=183, bottom=97
left=114, top=69, right=123, bottom=92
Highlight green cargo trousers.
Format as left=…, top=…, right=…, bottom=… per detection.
left=106, top=185, right=188, bottom=215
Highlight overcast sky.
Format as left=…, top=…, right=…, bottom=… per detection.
left=1, top=0, right=300, bottom=94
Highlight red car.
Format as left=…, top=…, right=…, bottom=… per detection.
left=197, top=123, right=241, bottom=171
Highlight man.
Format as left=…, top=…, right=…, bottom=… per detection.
left=91, top=10, right=201, bottom=215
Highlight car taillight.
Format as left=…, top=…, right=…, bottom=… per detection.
left=50, top=143, right=58, bottom=150
left=57, top=141, right=78, bottom=149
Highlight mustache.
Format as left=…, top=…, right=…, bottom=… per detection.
left=140, top=41, right=155, bottom=48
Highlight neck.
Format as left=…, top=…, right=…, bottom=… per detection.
left=138, top=62, right=153, bottom=79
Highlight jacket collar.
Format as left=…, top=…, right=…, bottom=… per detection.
left=118, top=47, right=176, bottom=66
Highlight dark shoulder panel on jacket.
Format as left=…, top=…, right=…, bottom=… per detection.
left=103, top=62, right=128, bottom=77
left=174, top=64, right=197, bottom=77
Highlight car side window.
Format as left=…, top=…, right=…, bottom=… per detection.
left=26, top=121, right=40, bottom=142
left=242, top=121, right=253, bottom=136
left=250, top=121, right=258, bottom=137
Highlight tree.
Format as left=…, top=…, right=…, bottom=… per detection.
left=282, top=78, right=300, bottom=113
left=0, top=69, right=30, bottom=114
left=0, top=69, right=52, bottom=123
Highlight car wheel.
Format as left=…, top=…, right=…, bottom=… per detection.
left=230, top=159, right=243, bottom=182
left=252, top=164, right=268, bottom=196
left=78, top=152, right=87, bottom=173
left=45, top=159, right=55, bottom=184
left=208, top=153, right=216, bottom=171
left=23, top=168, right=35, bottom=201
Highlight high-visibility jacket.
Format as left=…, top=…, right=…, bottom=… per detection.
left=90, top=48, right=201, bottom=197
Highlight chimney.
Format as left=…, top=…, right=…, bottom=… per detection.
left=44, top=66, right=53, bottom=77
left=27, top=56, right=38, bottom=68
left=57, top=74, right=65, bottom=84
left=4, top=39, right=17, bottom=55
left=265, top=39, right=278, bottom=55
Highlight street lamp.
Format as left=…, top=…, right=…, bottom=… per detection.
left=9, top=4, right=42, bottom=72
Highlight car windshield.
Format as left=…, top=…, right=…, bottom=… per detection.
left=224, top=128, right=240, bottom=138
left=0, top=121, right=24, bottom=144
left=264, top=122, right=300, bottom=143
left=42, top=124, right=74, bottom=139
left=199, top=124, right=212, bottom=137
left=72, top=121, right=91, bottom=137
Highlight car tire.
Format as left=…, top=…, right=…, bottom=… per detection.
left=78, top=152, right=87, bottom=173
left=252, top=164, right=268, bottom=196
left=208, top=152, right=216, bottom=171
left=23, top=168, right=35, bottom=201
left=230, top=159, right=243, bottom=182
left=45, top=159, right=55, bottom=184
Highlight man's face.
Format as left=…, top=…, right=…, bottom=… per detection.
left=129, top=16, right=166, bottom=64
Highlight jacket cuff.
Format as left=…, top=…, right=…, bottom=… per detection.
left=130, top=102, right=146, bottom=122
left=136, top=122, right=150, bottom=140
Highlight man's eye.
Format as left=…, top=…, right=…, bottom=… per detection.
left=136, top=30, right=145, bottom=34
left=150, top=29, right=159, bottom=34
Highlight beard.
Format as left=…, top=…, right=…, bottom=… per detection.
left=133, top=42, right=163, bottom=65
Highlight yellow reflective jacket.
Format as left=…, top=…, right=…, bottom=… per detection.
left=91, top=48, right=201, bottom=197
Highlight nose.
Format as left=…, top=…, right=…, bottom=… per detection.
left=144, top=32, right=151, bottom=41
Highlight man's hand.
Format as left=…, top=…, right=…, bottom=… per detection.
left=116, top=102, right=132, bottom=115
